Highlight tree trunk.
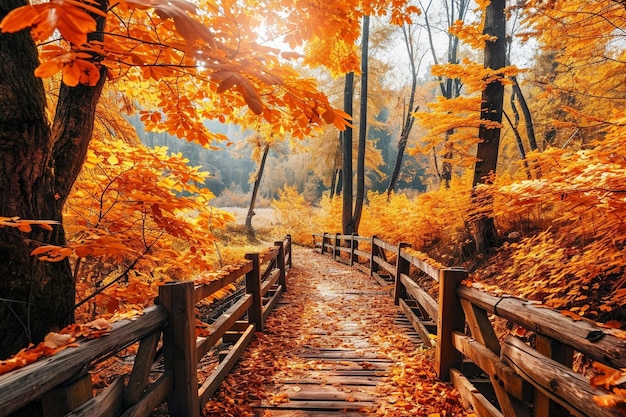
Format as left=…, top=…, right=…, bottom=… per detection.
left=0, top=0, right=107, bottom=358
left=353, top=15, right=369, bottom=233
left=387, top=24, right=418, bottom=200
left=341, top=73, right=355, bottom=234
left=511, top=76, right=537, bottom=152
left=245, top=144, right=270, bottom=240
left=472, top=0, right=506, bottom=253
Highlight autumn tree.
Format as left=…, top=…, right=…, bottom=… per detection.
left=0, top=0, right=355, bottom=358
left=472, top=0, right=506, bottom=252
left=419, top=0, right=470, bottom=186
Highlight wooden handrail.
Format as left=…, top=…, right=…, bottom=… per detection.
left=0, top=235, right=293, bottom=417
left=314, top=231, right=624, bottom=417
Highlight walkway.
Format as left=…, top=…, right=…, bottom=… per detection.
left=204, top=248, right=471, bottom=416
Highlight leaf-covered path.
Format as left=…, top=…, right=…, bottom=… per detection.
left=205, top=248, right=473, bottom=416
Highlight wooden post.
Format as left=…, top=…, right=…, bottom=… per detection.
left=333, top=233, right=340, bottom=260
left=287, top=234, right=292, bottom=268
left=246, top=253, right=264, bottom=331
left=370, top=235, right=378, bottom=277
left=321, top=232, right=328, bottom=254
left=533, top=335, right=573, bottom=417
left=435, top=268, right=467, bottom=381
left=349, top=234, right=357, bottom=266
left=274, top=240, right=287, bottom=292
left=159, top=281, right=199, bottom=417
left=393, top=243, right=410, bottom=305
left=41, top=373, right=93, bottom=417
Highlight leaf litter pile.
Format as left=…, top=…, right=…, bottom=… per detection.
left=205, top=248, right=474, bottom=416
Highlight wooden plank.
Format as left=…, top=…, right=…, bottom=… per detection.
left=261, top=257, right=277, bottom=282
left=124, top=331, right=161, bottom=406
left=160, top=281, right=199, bottom=417
left=198, top=324, right=255, bottom=406
left=399, top=299, right=434, bottom=348
left=0, top=305, right=168, bottom=416
left=372, top=272, right=392, bottom=287
left=256, top=411, right=366, bottom=416
left=279, top=376, right=384, bottom=386
left=452, top=332, right=532, bottom=402
left=261, top=268, right=281, bottom=297
left=260, top=247, right=279, bottom=264
left=255, top=400, right=375, bottom=410
left=502, top=336, right=620, bottom=417
left=65, top=376, right=124, bottom=417
left=193, top=262, right=252, bottom=303
left=461, top=298, right=500, bottom=355
left=400, top=273, right=439, bottom=321
left=451, top=369, right=503, bottom=417
left=297, top=351, right=389, bottom=360
left=372, top=237, right=396, bottom=252
left=353, top=263, right=369, bottom=275
left=458, top=286, right=626, bottom=368
left=197, top=294, right=252, bottom=358
left=373, top=255, right=395, bottom=276
left=277, top=384, right=378, bottom=402
left=399, top=251, right=440, bottom=281
left=263, top=285, right=284, bottom=321
left=120, top=372, right=173, bottom=417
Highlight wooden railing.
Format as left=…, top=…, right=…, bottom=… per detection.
left=313, top=232, right=626, bottom=417
left=0, top=235, right=292, bottom=417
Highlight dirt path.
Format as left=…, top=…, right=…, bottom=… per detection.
left=204, top=248, right=473, bottom=416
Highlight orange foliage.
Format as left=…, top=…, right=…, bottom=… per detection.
left=0, top=318, right=112, bottom=376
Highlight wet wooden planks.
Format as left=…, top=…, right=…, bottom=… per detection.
left=253, top=347, right=392, bottom=415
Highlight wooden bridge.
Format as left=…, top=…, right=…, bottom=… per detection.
left=0, top=234, right=625, bottom=417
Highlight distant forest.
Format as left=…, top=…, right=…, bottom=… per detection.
left=131, top=108, right=425, bottom=206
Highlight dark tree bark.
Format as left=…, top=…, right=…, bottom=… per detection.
left=511, top=76, right=537, bottom=152
left=0, top=0, right=107, bottom=358
left=341, top=73, right=355, bottom=234
left=245, top=143, right=270, bottom=240
left=352, top=15, right=369, bottom=233
left=472, top=0, right=506, bottom=253
left=341, top=15, right=369, bottom=235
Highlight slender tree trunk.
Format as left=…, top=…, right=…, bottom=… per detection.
left=0, top=0, right=107, bottom=358
left=472, top=0, right=506, bottom=253
left=511, top=76, right=537, bottom=152
left=353, top=15, right=369, bottom=233
left=387, top=24, right=418, bottom=200
left=341, top=73, right=355, bottom=234
left=245, top=144, right=270, bottom=240
left=503, top=110, right=532, bottom=179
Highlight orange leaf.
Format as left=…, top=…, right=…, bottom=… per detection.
left=0, top=5, right=41, bottom=33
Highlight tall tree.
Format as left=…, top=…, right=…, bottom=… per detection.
left=245, top=141, right=270, bottom=240
left=341, top=72, right=356, bottom=234
left=341, top=15, right=370, bottom=234
left=0, top=0, right=107, bottom=358
left=0, top=0, right=358, bottom=358
left=353, top=15, right=370, bottom=233
left=472, top=0, right=506, bottom=252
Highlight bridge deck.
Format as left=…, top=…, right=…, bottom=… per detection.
left=205, top=248, right=469, bottom=416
